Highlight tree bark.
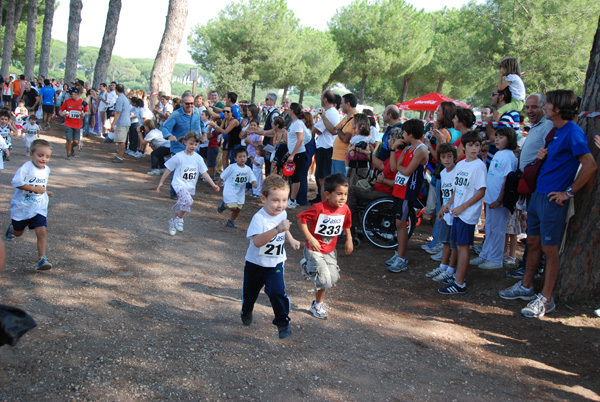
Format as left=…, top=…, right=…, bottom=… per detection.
left=0, top=0, right=4, bottom=29
left=251, top=81, right=256, bottom=104
left=24, top=0, right=39, bottom=78
left=399, top=74, right=413, bottom=119
left=298, top=88, right=304, bottom=105
left=556, top=15, right=600, bottom=301
left=1, top=0, right=27, bottom=78
left=64, top=0, right=83, bottom=84
left=38, top=0, right=55, bottom=79
left=282, top=86, right=288, bottom=102
left=93, top=0, right=122, bottom=88
left=149, top=0, right=188, bottom=109
left=359, top=71, right=367, bottom=105
left=436, top=75, right=445, bottom=94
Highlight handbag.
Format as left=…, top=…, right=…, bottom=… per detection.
left=0, top=305, right=37, bottom=347
left=517, top=128, right=556, bottom=195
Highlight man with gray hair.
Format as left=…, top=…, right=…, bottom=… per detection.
left=376, top=105, right=402, bottom=162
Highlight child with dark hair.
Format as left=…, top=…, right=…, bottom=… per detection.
left=470, top=127, right=517, bottom=269
left=437, top=131, right=487, bottom=295
left=22, top=114, right=41, bottom=155
left=386, top=119, right=428, bottom=273
left=0, top=108, right=15, bottom=162
left=250, top=145, right=265, bottom=198
left=297, top=174, right=353, bottom=319
left=345, top=113, right=375, bottom=176
left=497, top=57, right=526, bottom=113
left=217, top=147, right=257, bottom=228
left=156, top=132, right=219, bottom=236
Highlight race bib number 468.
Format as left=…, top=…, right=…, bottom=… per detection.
left=315, top=214, right=344, bottom=236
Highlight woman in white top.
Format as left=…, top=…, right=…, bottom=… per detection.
left=286, top=102, right=309, bottom=207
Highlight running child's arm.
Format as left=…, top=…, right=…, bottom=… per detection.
left=251, top=180, right=258, bottom=189
left=344, top=227, right=353, bottom=255
left=17, top=184, right=47, bottom=194
left=489, top=177, right=507, bottom=209
left=201, top=171, right=219, bottom=192
left=451, top=187, right=485, bottom=217
left=252, top=220, right=291, bottom=248
left=298, top=221, right=321, bottom=252
left=250, top=156, right=259, bottom=166
left=155, top=169, right=173, bottom=193
left=285, top=230, right=301, bottom=250
left=8, top=122, right=17, bottom=135
left=396, top=146, right=429, bottom=176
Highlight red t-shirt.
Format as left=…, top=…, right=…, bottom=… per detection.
left=374, top=158, right=395, bottom=195
left=297, top=201, right=352, bottom=254
left=60, top=99, right=88, bottom=129
left=208, top=128, right=219, bottom=148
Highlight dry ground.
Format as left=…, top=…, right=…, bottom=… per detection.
left=0, top=124, right=599, bottom=401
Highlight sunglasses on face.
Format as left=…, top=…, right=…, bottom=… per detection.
left=184, top=102, right=194, bottom=105
left=224, top=110, right=232, bottom=113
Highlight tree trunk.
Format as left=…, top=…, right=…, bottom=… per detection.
left=359, top=71, right=367, bottom=105
left=24, top=0, right=39, bottom=78
left=251, top=81, right=256, bottom=104
left=282, top=86, right=288, bottom=102
left=92, top=0, right=121, bottom=88
left=436, top=75, right=445, bottom=94
left=556, top=16, right=600, bottom=301
left=64, top=0, right=83, bottom=84
left=0, top=0, right=4, bottom=28
left=38, top=0, right=55, bottom=78
left=1, top=0, right=27, bottom=78
left=298, top=88, right=304, bottom=105
left=149, top=0, right=188, bottom=109
left=399, top=74, right=413, bottom=119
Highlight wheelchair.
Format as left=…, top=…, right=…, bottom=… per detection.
left=352, top=196, right=417, bottom=249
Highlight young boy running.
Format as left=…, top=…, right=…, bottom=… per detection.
left=438, top=131, right=487, bottom=295
left=241, top=175, right=301, bottom=339
left=59, top=87, right=87, bottom=159
left=0, top=108, right=15, bottom=162
left=297, top=173, right=353, bottom=319
left=217, top=147, right=257, bottom=228
left=426, top=143, right=458, bottom=282
left=5, top=139, right=54, bottom=270
left=386, top=119, right=429, bottom=272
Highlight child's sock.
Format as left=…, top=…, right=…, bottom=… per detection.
left=447, top=267, right=456, bottom=274
left=315, top=301, right=323, bottom=308
left=454, top=281, right=466, bottom=288
left=520, top=284, right=532, bottom=291
left=440, top=264, right=449, bottom=271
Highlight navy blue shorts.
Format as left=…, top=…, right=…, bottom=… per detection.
left=394, top=197, right=412, bottom=222
left=12, top=214, right=47, bottom=231
left=450, top=217, right=475, bottom=246
left=527, top=191, right=569, bottom=246
left=206, top=147, right=219, bottom=167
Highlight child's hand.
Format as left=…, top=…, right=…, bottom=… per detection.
left=277, top=219, right=291, bottom=233
left=212, top=184, right=220, bottom=192
left=594, top=135, right=600, bottom=150
left=47, top=190, right=53, bottom=197
left=489, top=201, right=501, bottom=209
left=5, top=149, right=9, bottom=158
left=392, top=138, right=405, bottom=150
left=156, top=183, right=163, bottom=193
left=252, top=181, right=258, bottom=189
left=307, top=237, right=321, bottom=252
left=451, top=205, right=465, bottom=217
left=349, top=150, right=355, bottom=157
left=345, top=238, right=354, bottom=255
left=289, top=238, right=301, bottom=251
left=437, top=209, right=444, bottom=221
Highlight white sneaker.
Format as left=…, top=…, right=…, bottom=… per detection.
left=147, top=169, right=162, bottom=176
left=287, top=199, right=297, bottom=209
left=310, top=300, right=328, bottom=319
left=469, top=256, right=486, bottom=266
left=125, top=149, right=135, bottom=156
left=134, top=151, right=146, bottom=158
left=423, top=243, right=443, bottom=255
left=425, top=265, right=446, bottom=278
left=430, top=250, right=443, bottom=261
left=168, top=219, right=176, bottom=236
left=174, top=217, right=184, bottom=232
left=433, top=270, right=455, bottom=282
left=479, top=260, right=503, bottom=269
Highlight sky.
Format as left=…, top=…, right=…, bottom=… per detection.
left=52, top=0, right=472, bottom=65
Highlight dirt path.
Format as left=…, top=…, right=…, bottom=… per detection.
left=0, top=124, right=599, bottom=401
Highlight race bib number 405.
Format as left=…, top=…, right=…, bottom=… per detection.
left=258, top=233, right=285, bottom=257
left=315, top=214, right=344, bottom=237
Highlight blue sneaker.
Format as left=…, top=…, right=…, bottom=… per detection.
left=217, top=201, right=226, bottom=214
left=36, top=255, right=52, bottom=271
left=385, top=251, right=398, bottom=266
left=5, top=223, right=15, bottom=241
left=438, top=282, right=467, bottom=295
left=387, top=257, right=407, bottom=273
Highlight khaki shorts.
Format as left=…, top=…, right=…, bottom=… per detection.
left=303, top=247, right=339, bottom=290
left=226, top=202, right=243, bottom=210
left=114, top=126, right=129, bottom=143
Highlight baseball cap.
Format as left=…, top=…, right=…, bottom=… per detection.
left=283, top=161, right=296, bottom=177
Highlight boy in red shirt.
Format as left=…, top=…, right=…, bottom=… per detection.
left=297, top=173, right=353, bottom=319
left=59, top=87, right=88, bottom=159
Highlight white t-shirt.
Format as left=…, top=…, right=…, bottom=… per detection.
left=314, top=106, right=341, bottom=149
left=506, top=74, right=526, bottom=101
left=98, top=92, right=107, bottom=111
left=130, top=106, right=139, bottom=124
left=164, top=151, right=208, bottom=195
left=106, top=91, right=117, bottom=108
left=144, top=128, right=169, bottom=148
left=252, top=156, right=264, bottom=177
left=370, top=126, right=382, bottom=143
left=483, top=149, right=517, bottom=204
left=23, top=122, right=40, bottom=137
left=440, top=166, right=457, bottom=226
left=350, top=134, right=375, bottom=146
left=245, top=208, right=288, bottom=267
left=220, top=163, right=256, bottom=204
left=451, top=158, right=487, bottom=225
left=287, top=119, right=307, bottom=154
left=10, top=161, right=51, bottom=221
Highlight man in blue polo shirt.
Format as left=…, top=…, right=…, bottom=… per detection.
left=39, top=79, right=56, bottom=131
left=499, top=90, right=596, bottom=318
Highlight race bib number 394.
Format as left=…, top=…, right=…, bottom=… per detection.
left=454, top=170, right=471, bottom=188
left=315, top=214, right=344, bottom=237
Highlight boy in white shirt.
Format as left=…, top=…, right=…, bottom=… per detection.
left=22, top=115, right=41, bottom=155
left=438, top=131, right=487, bottom=295
left=241, top=175, right=301, bottom=339
left=250, top=145, right=265, bottom=198
left=0, top=109, right=15, bottom=161
left=217, top=147, right=257, bottom=228
left=5, top=139, right=54, bottom=270
left=426, top=143, right=458, bottom=283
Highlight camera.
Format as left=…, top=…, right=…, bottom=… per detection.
left=139, top=125, right=146, bottom=135
left=425, top=131, right=437, bottom=146
left=355, top=141, right=368, bottom=149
